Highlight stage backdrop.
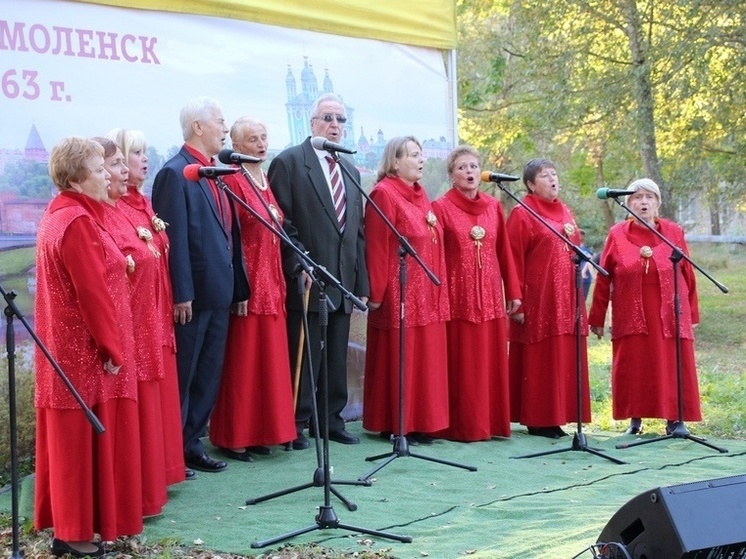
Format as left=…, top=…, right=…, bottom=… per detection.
left=0, top=0, right=458, bottom=418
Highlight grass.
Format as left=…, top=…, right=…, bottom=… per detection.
left=1, top=242, right=744, bottom=558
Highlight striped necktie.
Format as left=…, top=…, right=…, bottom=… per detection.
left=325, top=155, right=346, bottom=231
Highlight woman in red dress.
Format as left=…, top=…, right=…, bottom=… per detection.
left=209, top=117, right=296, bottom=459
left=35, top=137, right=141, bottom=557
left=432, top=146, right=521, bottom=441
left=589, top=178, right=701, bottom=435
left=506, top=158, right=591, bottom=438
left=108, top=128, right=186, bottom=484
left=362, top=136, right=450, bottom=443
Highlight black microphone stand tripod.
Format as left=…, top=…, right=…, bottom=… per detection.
left=215, top=175, right=411, bottom=547
left=329, top=151, right=477, bottom=482
left=606, top=197, right=728, bottom=454
left=1, top=282, right=105, bottom=559
left=225, top=168, right=369, bottom=512
left=494, top=184, right=625, bottom=465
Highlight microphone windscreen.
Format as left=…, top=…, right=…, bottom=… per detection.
left=183, top=164, right=201, bottom=182
left=480, top=171, right=492, bottom=183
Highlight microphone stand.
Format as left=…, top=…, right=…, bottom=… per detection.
left=1, top=282, right=105, bottom=559
left=328, top=151, right=477, bottom=481
left=227, top=167, right=369, bottom=513
left=214, top=176, right=411, bottom=547
left=494, top=185, right=625, bottom=465
left=606, top=198, right=728, bottom=454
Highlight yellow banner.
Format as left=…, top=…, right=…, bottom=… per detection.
left=71, top=0, right=457, bottom=49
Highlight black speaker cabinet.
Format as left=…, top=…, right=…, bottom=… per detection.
left=597, top=474, right=746, bottom=559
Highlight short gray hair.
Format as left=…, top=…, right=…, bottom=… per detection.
left=309, top=93, right=345, bottom=120
left=179, top=96, right=221, bottom=141
left=628, top=178, right=661, bottom=202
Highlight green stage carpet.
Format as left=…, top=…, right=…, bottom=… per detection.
left=6, top=422, right=746, bottom=559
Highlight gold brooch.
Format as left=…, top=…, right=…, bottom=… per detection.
left=471, top=225, right=486, bottom=268
left=137, top=226, right=161, bottom=258
left=137, top=226, right=153, bottom=242
left=151, top=215, right=168, bottom=232
left=426, top=210, right=438, bottom=244
left=640, top=245, right=652, bottom=274
left=564, top=223, right=575, bottom=236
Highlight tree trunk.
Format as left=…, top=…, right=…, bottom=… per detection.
left=709, top=195, right=722, bottom=235
left=620, top=0, right=670, bottom=217
left=592, top=144, right=615, bottom=230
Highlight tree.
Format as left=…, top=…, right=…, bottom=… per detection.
left=0, top=159, right=53, bottom=199
left=456, top=0, right=746, bottom=234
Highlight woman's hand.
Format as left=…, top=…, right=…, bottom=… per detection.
left=506, top=299, right=521, bottom=315
left=590, top=325, right=605, bottom=339
left=232, top=300, right=248, bottom=317
left=103, top=358, right=121, bottom=375
left=367, top=301, right=382, bottom=311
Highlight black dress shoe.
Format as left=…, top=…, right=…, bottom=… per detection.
left=553, top=426, right=569, bottom=437
left=379, top=431, right=393, bottom=441
left=218, top=447, right=254, bottom=462
left=51, top=538, right=104, bottom=558
left=407, top=432, right=435, bottom=444
left=185, top=467, right=196, bottom=479
left=527, top=427, right=561, bottom=439
left=624, top=426, right=643, bottom=435
left=248, top=445, right=272, bottom=455
left=185, top=452, right=228, bottom=472
left=288, top=433, right=310, bottom=450
left=328, top=429, right=360, bottom=444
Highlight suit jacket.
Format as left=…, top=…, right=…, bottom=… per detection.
left=268, top=137, right=368, bottom=313
left=151, top=145, right=249, bottom=310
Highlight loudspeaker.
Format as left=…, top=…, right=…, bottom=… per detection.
left=597, top=474, right=746, bottom=559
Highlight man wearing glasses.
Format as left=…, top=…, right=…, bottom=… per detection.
left=268, top=92, right=369, bottom=449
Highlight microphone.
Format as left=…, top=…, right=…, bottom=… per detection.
left=218, top=148, right=262, bottom=165
left=596, top=188, right=635, bottom=199
left=311, top=136, right=357, bottom=155
left=182, top=164, right=239, bottom=181
left=481, top=171, right=520, bottom=183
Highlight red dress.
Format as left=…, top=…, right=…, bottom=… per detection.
left=506, top=194, right=591, bottom=427
left=34, top=191, right=142, bottom=541
left=209, top=170, right=296, bottom=448
left=588, top=218, right=701, bottom=421
left=362, top=176, right=450, bottom=435
left=432, top=189, right=521, bottom=440
left=119, top=187, right=185, bottom=487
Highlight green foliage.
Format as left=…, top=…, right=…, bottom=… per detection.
left=0, top=345, right=36, bottom=486
left=456, top=0, right=746, bottom=230
left=0, top=160, right=53, bottom=199
left=0, top=247, right=36, bottom=277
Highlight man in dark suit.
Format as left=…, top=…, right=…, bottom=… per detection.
left=152, top=96, right=249, bottom=474
left=268, top=92, right=369, bottom=448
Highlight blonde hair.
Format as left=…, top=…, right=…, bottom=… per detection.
left=446, top=145, right=481, bottom=177
left=106, top=129, right=147, bottom=190
left=377, top=136, right=421, bottom=182
left=48, top=137, right=104, bottom=192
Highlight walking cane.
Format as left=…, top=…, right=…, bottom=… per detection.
left=292, top=287, right=311, bottom=411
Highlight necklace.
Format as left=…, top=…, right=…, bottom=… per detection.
left=243, top=164, right=267, bottom=191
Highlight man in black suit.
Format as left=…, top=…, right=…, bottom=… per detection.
left=269, top=92, right=369, bottom=448
left=152, top=96, right=249, bottom=473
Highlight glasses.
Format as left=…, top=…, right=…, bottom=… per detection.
left=313, top=113, right=347, bottom=124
